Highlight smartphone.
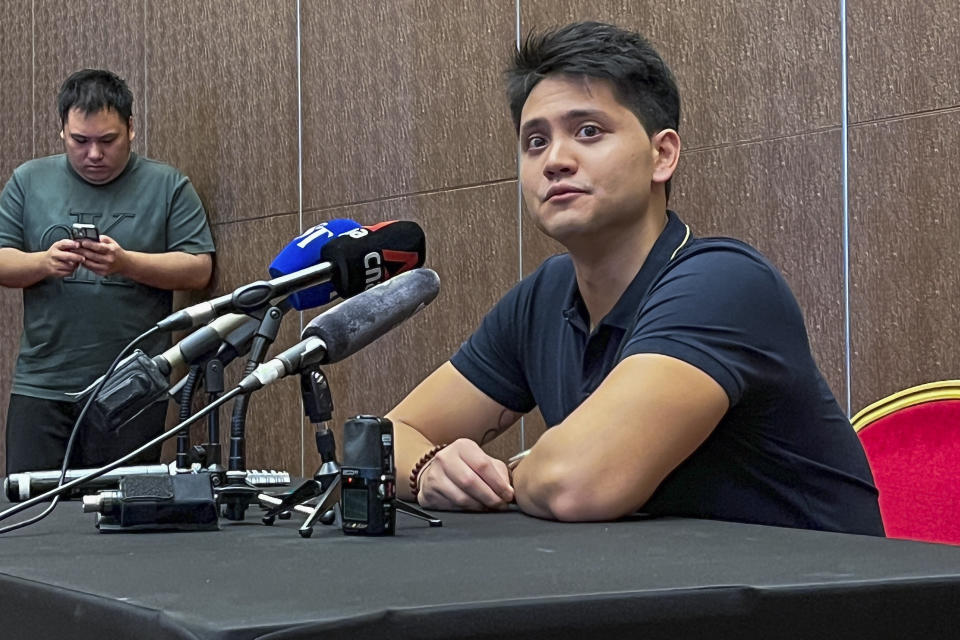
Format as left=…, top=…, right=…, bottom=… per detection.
left=71, top=223, right=100, bottom=242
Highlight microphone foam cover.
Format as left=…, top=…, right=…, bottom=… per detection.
left=301, top=268, right=440, bottom=364
left=319, top=220, right=426, bottom=299
left=269, top=218, right=361, bottom=310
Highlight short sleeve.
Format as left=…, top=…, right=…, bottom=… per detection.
left=166, top=177, right=215, bottom=254
left=620, top=242, right=807, bottom=406
left=450, top=280, right=537, bottom=414
left=0, top=172, right=25, bottom=250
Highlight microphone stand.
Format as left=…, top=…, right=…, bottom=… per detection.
left=258, top=363, right=441, bottom=538
left=219, top=304, right=287, bottom=521
left=175, top=365, right=203, bottom=470
left=258, top=363, right=340, bottom=537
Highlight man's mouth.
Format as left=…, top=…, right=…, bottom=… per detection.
left=544, top=184, right=588, bottom=202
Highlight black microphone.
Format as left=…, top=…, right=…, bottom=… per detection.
left=77, top=314, right=258, bottom=435
left=156, top=221, right=426, bottom=332
left=238, top=268, right=440, bottom=392
left=320, top=220, right=426, bottom=299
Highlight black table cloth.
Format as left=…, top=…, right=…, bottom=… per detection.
left=1, top=505, right=960, bottom=639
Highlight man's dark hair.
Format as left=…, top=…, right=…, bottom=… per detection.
left=507, top=22, right=681, bottom=199
left=57, top=69, right=134, bottom=129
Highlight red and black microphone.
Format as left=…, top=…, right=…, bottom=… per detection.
left=320, top=220, right=426, bottom=299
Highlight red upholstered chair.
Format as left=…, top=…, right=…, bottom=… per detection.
left=851, top=381, right=960, bottom=545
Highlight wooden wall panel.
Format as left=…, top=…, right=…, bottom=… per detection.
left=847, top=0, right=960, bottom=122
left=519, top=0, right=841, bottom=150
left=299, top=0, right=516, bottom=210
left=146, top=0, right=299, bottom=226
left=848, top=112, right=960, bottom=411
left=33, top=0, right=146, bottom=157
left=847, top=0, right=960, bottom=411
left=0, top=0, right=33, bottom=477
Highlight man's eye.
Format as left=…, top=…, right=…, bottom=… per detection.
left=527, top=135, right=547, bottom=150
left=578, top=125, right=600, bottom=137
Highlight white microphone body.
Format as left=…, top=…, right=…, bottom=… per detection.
left=154, top=313, right=256, bottom=375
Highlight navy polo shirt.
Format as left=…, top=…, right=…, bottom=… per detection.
left=451, top=211, right=883, bottom=535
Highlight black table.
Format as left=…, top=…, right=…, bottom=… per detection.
left=1, top=503, right=960, bottom=639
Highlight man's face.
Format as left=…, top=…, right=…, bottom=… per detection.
left=518, top=75, right=663, bottom=246
left=60, top=107, right=134, bottom=185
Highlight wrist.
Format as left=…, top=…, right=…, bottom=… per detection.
left=408, top=443, right=447, bottom=497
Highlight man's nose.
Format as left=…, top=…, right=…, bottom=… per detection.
left=87, top=143, right=103, bottom=160
left=543, top=139, right=577, bottom=178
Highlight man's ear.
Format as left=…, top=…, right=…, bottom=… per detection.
left=651, top=129, right=681, bottom=185
left=59, top=129, right=64, bottom=140
left=127, top=117, right=136, bottom=142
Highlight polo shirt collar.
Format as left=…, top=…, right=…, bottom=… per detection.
left=562, top=210, right=691, bottom=333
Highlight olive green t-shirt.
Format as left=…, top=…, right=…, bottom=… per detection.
left=0, top=153, right=215, bottom=401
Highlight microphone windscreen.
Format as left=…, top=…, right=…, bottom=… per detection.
left=319, top=220, right=426, bottom=299
left=301, top=268, right=440, bottom=364
left=268, top=219, right=361, bottom=310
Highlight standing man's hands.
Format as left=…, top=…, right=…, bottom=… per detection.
left=416, top=438, right=515, bottom=511
left=44, top=238, right=84, bottom=277
left=73, top=234, right=127, bottom=277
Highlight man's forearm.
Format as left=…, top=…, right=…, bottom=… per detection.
left=0, top=248, right=51, bottom=289
left=121, top=251, right=212, bottom=290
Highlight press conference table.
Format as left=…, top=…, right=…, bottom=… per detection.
left=1, top=503, right=960, bottom=640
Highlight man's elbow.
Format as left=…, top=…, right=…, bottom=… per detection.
left=185, top=254, right=213, bottom=290
left=517, top=460, right=643, bottom=522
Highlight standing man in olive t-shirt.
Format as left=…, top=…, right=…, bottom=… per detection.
left=0, top=69, right=215, bottom=474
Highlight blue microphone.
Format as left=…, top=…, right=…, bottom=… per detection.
left=269, top=219, right=362, bottom=310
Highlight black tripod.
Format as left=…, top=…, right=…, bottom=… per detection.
left=258, top=365, right=440, bottom=537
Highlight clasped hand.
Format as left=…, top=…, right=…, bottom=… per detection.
left=44, top=235, right=127, bottom=279
left=416, top=438, right=515, bottom=511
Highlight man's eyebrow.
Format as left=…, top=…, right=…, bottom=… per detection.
left=519, top=117, right=548, bottom=138
left=69, top=132, right=118, bottom=141
left=519, top=109, right=609, bottom=137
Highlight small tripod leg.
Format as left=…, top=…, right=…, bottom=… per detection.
left=299, top=475, right=342, bottom=538
left=395, top=500, right=443, bottom=526
left=259, top=479, right=322, bottom=524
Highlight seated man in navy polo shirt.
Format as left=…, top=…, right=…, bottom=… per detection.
left=388, top=21, right=884, bottom=535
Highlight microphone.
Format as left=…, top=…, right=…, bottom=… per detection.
left=79, top=314, right=259, bottom=435
left=320, top=220, right=426, bottom=299
left=153, top=313, right=258, bottom=375
left=269, top=219, right=361, bottom=310
left=156, top=220, right=426, bottom=331
left=239, top=267, right=440, bottom=392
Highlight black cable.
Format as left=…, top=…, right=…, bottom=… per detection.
left=0, top=386, right=246, bottom=525
left=0, top=326, right=160, bottom=534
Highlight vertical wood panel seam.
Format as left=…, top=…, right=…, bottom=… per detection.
left=31, top=0, right=35, bottom=158
left=841, top=0, right=852, bottom=416
left=515, top=0, right=526, bottom=449
left=143, top=0, right=148, bottom=157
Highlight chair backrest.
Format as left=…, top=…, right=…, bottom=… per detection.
left=852, top=381, right=960, bottom=545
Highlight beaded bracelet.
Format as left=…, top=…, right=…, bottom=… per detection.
left=409, top=444, right=447, bottom=497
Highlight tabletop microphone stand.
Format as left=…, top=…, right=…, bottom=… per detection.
left=259, top=364, right=342, bottom=537
left=258, top=365, right=441, bottom=538
left=218, top=304, right=288, bottom=521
